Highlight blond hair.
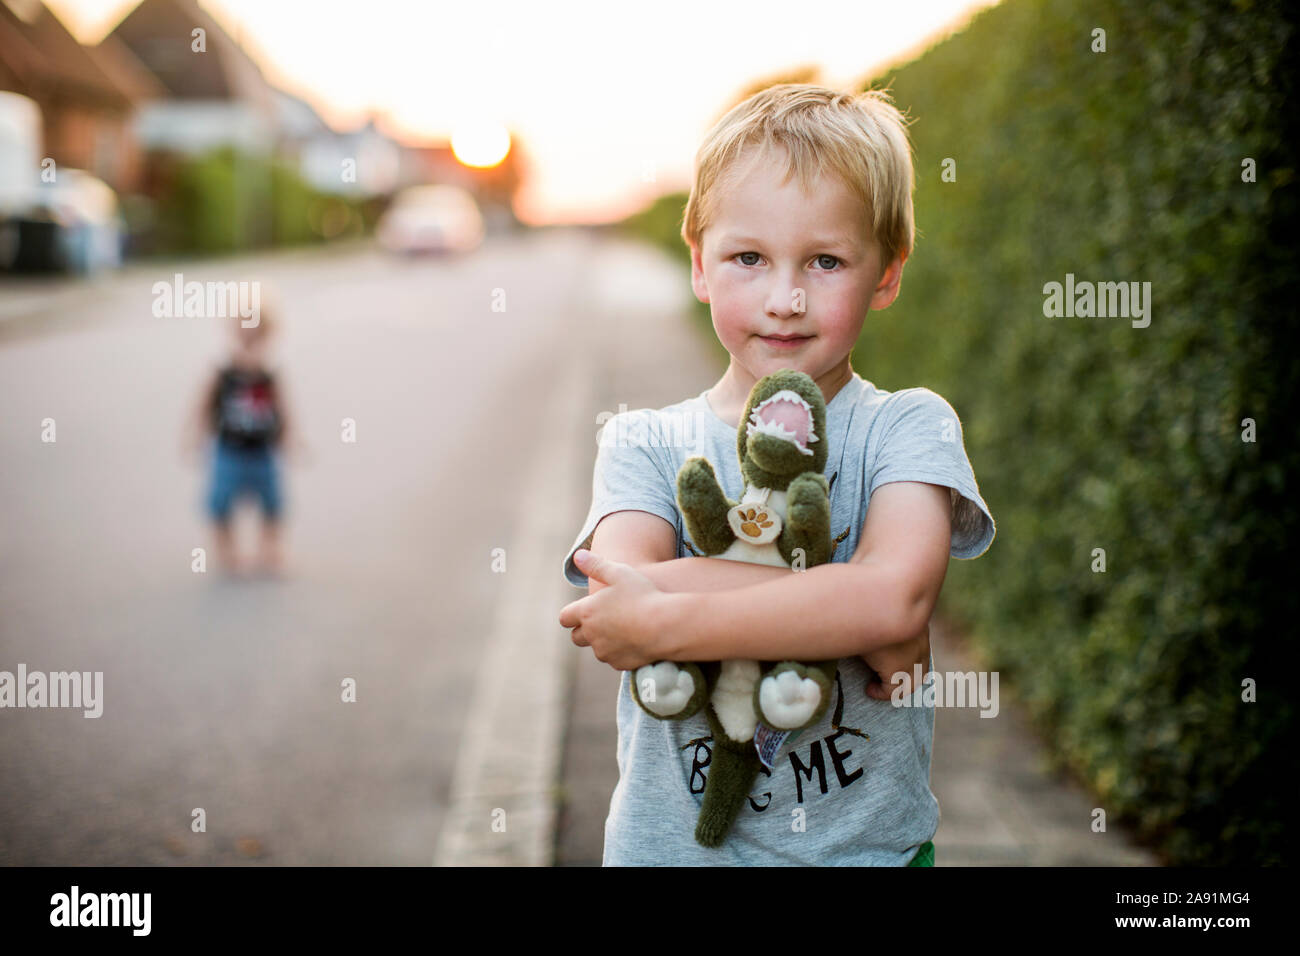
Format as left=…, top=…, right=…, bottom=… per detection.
left=228, top=287, right=278, bottom=341
left=681, top=84, right=915, bottom=267
left=230, top=310, right=274, bottom=342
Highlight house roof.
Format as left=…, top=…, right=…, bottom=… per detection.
left=91, top=30, right=169, bottom=103
left=0, top=0, right=163, bottom=108
left=104, top=0, right=275, bottom=113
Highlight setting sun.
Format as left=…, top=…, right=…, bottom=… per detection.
left=450, top=123, right=511, bottom=168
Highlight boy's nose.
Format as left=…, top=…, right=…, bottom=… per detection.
left=765, top=281, right=805, bottom=318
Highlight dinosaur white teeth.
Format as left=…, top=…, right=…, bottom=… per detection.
left=747, top=419, right=797, bottom=441
left=748, top=389, right=817, bottom=454
left=746, top=417, right=815, bottom=455
left=753, top=390, right=814, bottom=415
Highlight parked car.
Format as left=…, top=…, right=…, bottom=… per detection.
left=1, top=93, right=124, bottom=274
left=376, top=184, right=484, bottom=255
left=0, top=91, right=41, bottom=272
left=4, top=169, right=125, bottom=274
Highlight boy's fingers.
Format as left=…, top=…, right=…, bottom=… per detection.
left=576, top=549, right=636, bottom=586
left=558, top=601, right=581, bottom=628
left=574, top=549, right=604, bottom=582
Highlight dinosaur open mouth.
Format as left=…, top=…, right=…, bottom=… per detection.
left=746, top=389, right=818, bottom=456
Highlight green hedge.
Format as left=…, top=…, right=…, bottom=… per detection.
left=153, top=147, right=368, bottom=255
left=858, top=0, right=1297, bottom=864
left=621, top=0, right=1296, bottom=865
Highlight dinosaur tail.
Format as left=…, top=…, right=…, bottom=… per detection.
left=695, top=709, right=762, bottom=848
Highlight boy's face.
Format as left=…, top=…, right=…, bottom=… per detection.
left=690, top=147, right=904, bottom=400
left=231, top=323, right=269, bottom=360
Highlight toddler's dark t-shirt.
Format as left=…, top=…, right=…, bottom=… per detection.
left=211, top=366, right=282, bottom=450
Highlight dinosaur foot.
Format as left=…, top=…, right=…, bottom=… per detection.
left=756, top=662, right=830, bottom=730
left=632, top=661, right=706, bottom=719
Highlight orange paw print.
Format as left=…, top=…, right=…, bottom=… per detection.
left=739, top=506, right=775, bottom=538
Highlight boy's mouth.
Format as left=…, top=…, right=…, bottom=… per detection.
left=759, top=334, right=813, bottom=348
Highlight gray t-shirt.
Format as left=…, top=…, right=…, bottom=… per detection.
left=561, top=371, right=995, bottom=865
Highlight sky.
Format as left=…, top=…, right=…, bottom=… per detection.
left=45, top=0, right=1001, bottom=226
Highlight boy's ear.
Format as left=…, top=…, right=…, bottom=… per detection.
left=869, top=252, right=907, bottom=311
left=690, top=244, right=710, bottom=304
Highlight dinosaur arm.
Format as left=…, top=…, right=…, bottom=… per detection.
left=676, top=457, right=736, bottom=555
left=777, top=471, right=831, bottom=567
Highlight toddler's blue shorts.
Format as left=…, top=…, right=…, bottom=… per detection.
left=207, top=438, right=282, bottom=522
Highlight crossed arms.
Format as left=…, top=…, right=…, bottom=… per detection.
left=576, top=480, right=952, bottom=683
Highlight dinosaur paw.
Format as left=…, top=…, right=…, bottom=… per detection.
left=633, top=662, right=703, bottom=718
left=786, top=473, right=830, bottom=520
left=727, top=502, right=782, bottom=544
left=677, top=457, right=718, bottom=494
left=756, top=663, right=828, bottom=730
left=789, top=470, right=827, bottom=496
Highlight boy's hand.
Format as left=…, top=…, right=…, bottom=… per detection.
left=558, top=549, right=675, bottom=671
left=179, top=429, right=204, bottom=465
left=862, top=621, right=930, bottom=701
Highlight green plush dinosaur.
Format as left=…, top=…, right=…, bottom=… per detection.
left=630, top=369, right=837, bottom=848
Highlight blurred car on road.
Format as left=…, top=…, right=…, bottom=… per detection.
left=376, top=184, right=484, bottom=255
left=1, top=168, right=125, bottom=274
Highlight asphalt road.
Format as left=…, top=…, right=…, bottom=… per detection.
left=0, top=228, right=1159, bottom=867
left=0, top=227, right=670, bottom=865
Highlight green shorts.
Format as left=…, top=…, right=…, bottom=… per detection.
left=907, top=841, right=935, bottom=867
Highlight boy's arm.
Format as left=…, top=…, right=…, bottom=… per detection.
left=849, top=481, right=951, bottom=612
left=852, top=482, right=951, bottom=691
left=275, top=375, right=292, bottom=444
left=587, top=511, right=675, bottom=596
left=656, top=481, right=952, bottom=662
left=638, top=557, right=789, bottom=593
left=181, top=368, right=218, bottom=457
left=588, top=511, right=792, bottom=597
left=273, top=373, right=310, bottom=460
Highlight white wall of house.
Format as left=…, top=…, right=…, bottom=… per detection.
left=299, top=129, right=401, bottom=197
left=132, top=100, right=275, bottom=156
left=0, top=91, right=43, bottom=213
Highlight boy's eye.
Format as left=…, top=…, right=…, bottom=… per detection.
left=732, top=252, right=842, bottom=270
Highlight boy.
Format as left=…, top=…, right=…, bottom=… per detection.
left=558, top=84, right=994, bottom=865
left=182, top=309, right=303, bottom=577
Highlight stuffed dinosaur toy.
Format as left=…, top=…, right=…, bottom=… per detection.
left=631, top=369, right=837, bottom=848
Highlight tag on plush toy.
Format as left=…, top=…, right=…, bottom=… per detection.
left=726, top=488, right=782, bottom=545
left=754, top=721, right=801, bottom=771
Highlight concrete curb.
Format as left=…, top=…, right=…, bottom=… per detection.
left=432, top=371, right=589, bottom=866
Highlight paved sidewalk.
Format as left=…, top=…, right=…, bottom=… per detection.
left=927, top=619, right=1158, bottom=865
left=547, top=234, right=1161, bottom=867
